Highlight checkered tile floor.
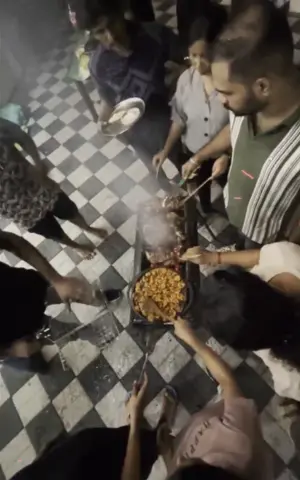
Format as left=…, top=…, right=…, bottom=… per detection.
left=1, top=2, right=300, bottom=479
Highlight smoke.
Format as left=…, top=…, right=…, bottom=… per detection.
left=139, top=198, right=182, bottom=251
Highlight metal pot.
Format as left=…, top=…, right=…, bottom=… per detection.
left=128, top=266, right=194, bottom=325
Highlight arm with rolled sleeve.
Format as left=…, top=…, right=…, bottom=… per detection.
left=160, top=76, right=186, bottom=158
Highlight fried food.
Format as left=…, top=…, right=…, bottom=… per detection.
left=121, top=107, right=140, bottom=125
left=109, top=110, right=126, bottom=124
left=133, top=268, right=185, bottom=322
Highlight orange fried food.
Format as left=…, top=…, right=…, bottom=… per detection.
left=133, top=268, right=185, bottom=322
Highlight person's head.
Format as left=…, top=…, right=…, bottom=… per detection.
left=167, top=462, right=242, bottom=480
left=201, top=266, right=300, bottom=369
left=211, top=0, right=295, bottom=115
left=188, top=5, right=228, bottom=75
left=75, top=0, right=130, bottom=54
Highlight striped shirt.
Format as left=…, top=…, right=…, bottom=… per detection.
left=224, top=108, right=300, bottom=244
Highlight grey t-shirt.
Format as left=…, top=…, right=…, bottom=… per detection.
left=171, top=68, right=229, bottom=154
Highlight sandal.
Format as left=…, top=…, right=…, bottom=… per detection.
left=158, top=385, right=178, bottom=430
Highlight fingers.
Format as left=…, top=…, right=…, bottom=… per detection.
left=138, top=373, right=148, bottom=396
left=132, top=380, right=139, bottom=396
left=180, top=247, right=202, bottom=261
left=182, top=163, right=197, bottom=180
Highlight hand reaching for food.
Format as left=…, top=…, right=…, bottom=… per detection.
left=180, top=247, right=219, bottom=265
left=152, top=150, right=167, bottom=174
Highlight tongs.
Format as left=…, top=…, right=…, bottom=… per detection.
left=179, top=176, right=213, bottom=207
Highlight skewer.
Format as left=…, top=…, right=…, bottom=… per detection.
left=179, top=176, right=214, bottom=207
left=137, top=353, right=149, bottom=385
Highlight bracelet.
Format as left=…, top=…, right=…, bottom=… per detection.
left=211, top=252, right=221, bottom=265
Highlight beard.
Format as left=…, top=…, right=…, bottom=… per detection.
left=225, top=93, right=267, bottom=117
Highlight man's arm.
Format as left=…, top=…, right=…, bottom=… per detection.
left=182, top=124, right=231, bottom=180
left=181, top=247, right=260, bottom=269
left=173, top=319, right=241, bottom=399
left=161, top=122, right=184, bottom=159
left=193, top=124, right=231, bottom=165
left=121, top=376, right=148, bottom=480
left=121, top=424, right=140, bottom=480
left=0, top=231, right=61, bottom=284
left=0, top=118, right=42, bottom=167
left=0, top=232, right=93, bottom=305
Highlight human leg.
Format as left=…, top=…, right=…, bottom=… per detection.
left=126, top=104, right=180, bottom=192
left=52, top=191, right=107, bottom=240
left=46, top=285, right=122, bottom=306
left=156, top=386, right=178, bottom=471
left=30, top=211, right=96, bottom=257
left=195, top=159, right=214, bottom=214
left=2, top=338, right=48, bottom=373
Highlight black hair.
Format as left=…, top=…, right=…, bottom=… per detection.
left=68, top=0, right=123, bottom=30
left=201, top=266, right=300, bottom=370
left=169, top=463, right=242, bottom=480
left=212, top=0, right=294, bottom=80
left=188, top=3, right=228, bottom=47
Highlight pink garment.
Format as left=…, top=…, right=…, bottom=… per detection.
left=172, top=398, right=272, bottom=479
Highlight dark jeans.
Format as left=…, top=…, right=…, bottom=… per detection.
left=125, top=101, right=180, bottom=192
left=13, top=426, right=158, bottom=480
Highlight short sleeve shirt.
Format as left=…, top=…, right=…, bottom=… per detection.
left=171, top=68, right=229, bottom=154
left=172, top=398, right=272, bottom=479
left=90, top=21, right=181, bottom=106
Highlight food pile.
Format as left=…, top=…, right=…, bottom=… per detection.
left=140, top=195, right=186, bottom=266
left=133, top=268, right=185, bottom=322
left=109, top=107, right=140, bottom=126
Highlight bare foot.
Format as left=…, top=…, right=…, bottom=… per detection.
left=76, top=245, right=97, bottom=259
left=89, top=227, right=108, bottom=239
left=157, top=387, right=178, bottom=459
left=160, top=386, right=178, bottom=429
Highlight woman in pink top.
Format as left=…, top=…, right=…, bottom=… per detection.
left=121, top=319, right=271, bottom=480
left=181, top=242, right=300, bottom=448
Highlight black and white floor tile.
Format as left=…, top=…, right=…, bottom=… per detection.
left=0, top=1, right=300, bottom=479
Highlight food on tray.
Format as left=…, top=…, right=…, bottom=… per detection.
left=109, top=107, right=140, bottom=126
left=139, top=196, right=186, bottom=265
left=109, top=110, right=126, bottom=124
left=162, top=194, right=185, bottom=211
left=133, top=268, right=185, bottom=322
left=145, top=245, right=183, bottom=266
left=121, top=107, right=140, bottom=125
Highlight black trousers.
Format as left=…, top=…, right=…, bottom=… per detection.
left=13, top=426, right=158, bottom=480
left=125, top=102, right=180, bottom=192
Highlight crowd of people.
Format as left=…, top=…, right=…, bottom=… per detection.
left=2, top=0, right=300, bottom=478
